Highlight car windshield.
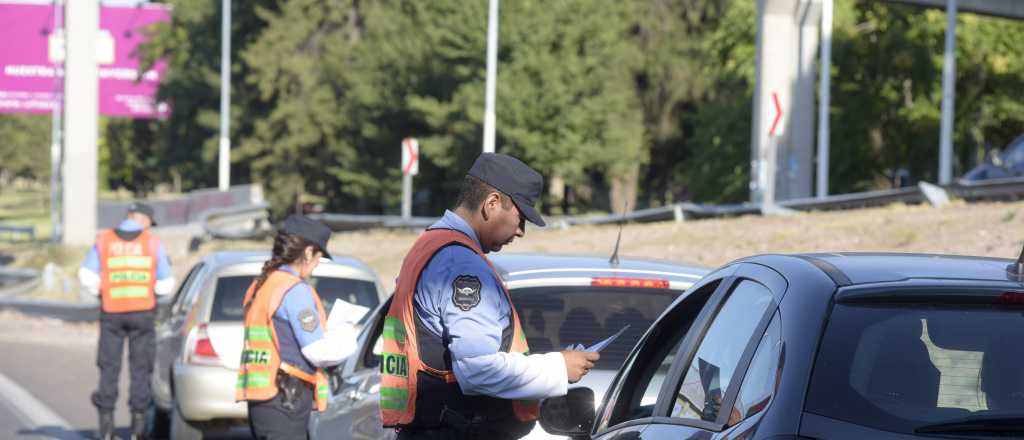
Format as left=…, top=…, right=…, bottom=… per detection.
left=805, top=299, right=1024, bottom=434
left=210, top=274, right=379, bottom=322
left=512, top=285, right=680, bottom=370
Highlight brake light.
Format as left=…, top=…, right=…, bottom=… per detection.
left=591, top=277, right=670, bottom=289
left=998, top=292, right=1024, bottom=304
left=186, top=324, right=221, bottom=366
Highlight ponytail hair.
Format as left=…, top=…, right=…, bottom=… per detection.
left=253, top=231, right=320, bottom=292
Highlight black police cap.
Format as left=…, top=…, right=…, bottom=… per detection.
left=467, top=153, right=546, bottom=227
left=280, top=214, right=333, bottom=259
left=127, top=202, right=157, bottom=226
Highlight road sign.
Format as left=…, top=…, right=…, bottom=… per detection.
left=769, top=92, right=784, bottom=136
left=402, top=137, right=419, bottom=176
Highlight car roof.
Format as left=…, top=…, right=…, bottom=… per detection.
left=491, top=253, right=709, bottom=288
left=201, top=250, right=376, bottom=274
left=748, top=252, right=1018, bottom=286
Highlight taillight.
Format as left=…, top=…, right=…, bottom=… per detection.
left=186, top=324, right=221, bottom=366
left=998, top=292, right=1024, bottom=304
left=591, top=277, right=670, bottom=289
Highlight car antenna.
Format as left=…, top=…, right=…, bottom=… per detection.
left=609, top=202, right=628, bottom=267
left=1007, top=242, right=1024, bottom=282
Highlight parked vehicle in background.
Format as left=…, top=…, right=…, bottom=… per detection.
left=961, top=134, right=1024, bottom=182
left=538, top=253, right=1024, bottom=439
left=309, top=252, right=709, bottom=440
left=151, top=251, right=387, bottom=439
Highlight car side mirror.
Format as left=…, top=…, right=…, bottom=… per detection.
left=539, top=387, right=595, bottom=438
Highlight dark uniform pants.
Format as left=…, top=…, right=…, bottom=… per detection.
left=92, top=310, right=156, bottom=412
left=247, top=378, right=312, bottom=440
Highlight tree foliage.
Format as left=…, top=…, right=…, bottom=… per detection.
left=7, top=0, right=1024, bottom=217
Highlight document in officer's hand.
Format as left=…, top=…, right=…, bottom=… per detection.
left=326, top=298, right=370, bottom=330
left=564, top=325, right=630, bottom=353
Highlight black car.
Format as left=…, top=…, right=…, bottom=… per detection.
left=540, top=253, right=1024, bottom=439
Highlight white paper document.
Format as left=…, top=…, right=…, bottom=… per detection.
left=564, top=325, right=631, bottom=353
left=326, top=298, right=370, bottom=330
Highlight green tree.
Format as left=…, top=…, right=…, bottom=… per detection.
left=0, top=114, right=50, bottom=187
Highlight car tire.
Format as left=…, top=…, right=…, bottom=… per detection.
left=170, top=404, right=203, bottom=440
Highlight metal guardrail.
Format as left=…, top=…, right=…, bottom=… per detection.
left=188, top=203, right=273, bottom=251
left=949, top=176, right=1024, bottom=200
left=0, top=224, right=35, bottom=242
left=0, top=267, right=41, bottom=297
left=217, top=177, right=1024, bottom=234
left=311, top=213, right=436, bottom=231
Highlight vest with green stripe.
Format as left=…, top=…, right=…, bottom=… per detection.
left=97, top=229, right=159, bottom=313
left=236, top=270, right=330, bottom=411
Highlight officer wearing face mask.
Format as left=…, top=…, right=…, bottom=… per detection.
left=379, top=153, right=599, bottom=440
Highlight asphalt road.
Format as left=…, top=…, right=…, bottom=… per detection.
left=0, top=315, right=251, bottom=440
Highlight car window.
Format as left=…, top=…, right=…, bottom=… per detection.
left=728, top=311, right=782, bottom=426
left=512, top=286, right=680, bottom=371
left=170, top=263, right=204, bottom=314
left=597, top=279, right=721, bottom=429
left=805, top=300, right=1024, bottom=435
left=670, top=280, right=774, bottom=422
left=173, top=263, right=207, bottom=314
left=209, top=275, right=379, bottom=322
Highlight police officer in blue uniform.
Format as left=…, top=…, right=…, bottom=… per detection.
left=401, top=153, right=599, bottom=440
left=79, top=203, right=175, bottom=440
left=245, top=215, right=359, bottom=440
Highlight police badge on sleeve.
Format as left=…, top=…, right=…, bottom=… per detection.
left=452, top=275, right=482, bottom=311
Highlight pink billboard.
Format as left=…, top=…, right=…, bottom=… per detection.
left=0, top=2, right=170, bottom=118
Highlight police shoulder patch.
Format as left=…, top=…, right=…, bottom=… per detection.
left=298, top=309, right=318, bottom=332
left=451, top=275, right=482, bottom=312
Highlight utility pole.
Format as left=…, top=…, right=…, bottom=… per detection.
left=49, top=0, right=64, bottom=242
left=938, top=0, right=957, bottom=185
left=817, top=0, right=832, bottom=198
left=482, top=0, right=499, bottom=154
left=218, top=0, right=231, bottom=191
left=62, top=0, right=98, bottom=245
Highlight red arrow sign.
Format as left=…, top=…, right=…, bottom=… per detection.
left=402, top=138, right=419, bottom=176
left=769, top=92, right=783, bottom=136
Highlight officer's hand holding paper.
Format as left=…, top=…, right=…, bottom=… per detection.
left=321, top=298, right=368, bottom=358
left=564, top=325, right=630, bottom=353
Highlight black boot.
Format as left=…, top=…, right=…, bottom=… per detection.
left=98, top=411, right=114, bottom=440
left=130, top=411, right=147, bottom=440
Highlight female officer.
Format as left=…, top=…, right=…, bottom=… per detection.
left=237, top=214, right=358, bottom=439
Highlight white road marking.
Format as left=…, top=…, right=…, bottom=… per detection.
left=0, top=371, right=85, bottom=439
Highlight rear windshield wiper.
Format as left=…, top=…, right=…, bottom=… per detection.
left=914, top=416, right=1024, bottom=435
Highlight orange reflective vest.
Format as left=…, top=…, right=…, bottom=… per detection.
left=235, top=270, right=330, bottom=411
left=380, top=228, right=539, bottom=428
left=96, top=229, right=159, bottom=314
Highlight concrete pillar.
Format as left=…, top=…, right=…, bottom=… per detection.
left=751, top=0, right=821, bottom=204
left=62, top=0, right=99, bottom=245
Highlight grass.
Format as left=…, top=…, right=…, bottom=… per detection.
left=0, top=188, right=52, bottom=241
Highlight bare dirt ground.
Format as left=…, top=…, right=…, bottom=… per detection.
left=0, top=199, right=1020, bottom=337
left=5, top=199, right=1023, bottom=298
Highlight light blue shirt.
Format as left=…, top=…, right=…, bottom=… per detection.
left=273, top=266, right=326, bottom=348
left=413, top=211, right=566, bottom=399
left=82, top=219, right=172, bottom=280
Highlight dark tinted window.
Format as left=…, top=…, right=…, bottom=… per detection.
left=210, top=275, right=379, bottom=322
left=805, top=301, right=1024, bottom=434
left=599, top=280, right=721, bottom=429
left=671, top=280, right=773, bottom=422
left=729, top=312, right=782, bottom=426
left=512, top=286, right=680, bottom=370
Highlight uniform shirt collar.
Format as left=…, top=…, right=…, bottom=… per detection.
left=279, top=265, right=301, bottom=277
left=117, top=218, right=144, bottom=231
left=430, top=210, right=482, bottom=249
